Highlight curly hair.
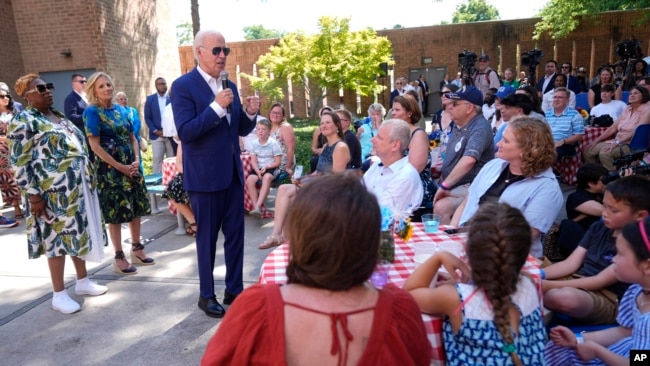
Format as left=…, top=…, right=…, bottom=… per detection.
left=15, top=73, right=40, bottom=97
left=467, top=202, right=531, bottom=366
left=85, top=72, right=114, bottom=106
left=285, top=173, right=380, bottom=290
left=392, top=95, right=422, bottom=124
left=508, top=117, right=556, bottom=177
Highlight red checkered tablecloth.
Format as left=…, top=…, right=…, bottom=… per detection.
left=161, top=155, right=269, bottom=217
left=162, top=157, right=177, bottom=214
left=553, top=126, right=608, bottom=185
left=258, top=223, right=541, bottom=365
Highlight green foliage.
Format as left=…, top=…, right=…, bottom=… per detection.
left=241, top=16, right=393, bottom=116
left=243, top=25, right=287, bottom=40
left=141, top=146, right=153, bottom=176
left=176, top=21, right=193, bottom=46
left=452, top=0, right=500, bottom=23
left=289, top=118, right=318, bottom=171
left=533, top=0, right=650, bottom=40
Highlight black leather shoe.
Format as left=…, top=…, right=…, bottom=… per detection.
left=223, top=291, right=240, bottom=305
left=198, top=296, right=225, bottom=318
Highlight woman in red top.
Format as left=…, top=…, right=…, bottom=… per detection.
left=202, top=173, right=430, bottom=366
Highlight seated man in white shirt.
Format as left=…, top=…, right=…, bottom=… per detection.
left=363, top=119, right=423, bottom=215
left=541, top=73, right=576, bottom=111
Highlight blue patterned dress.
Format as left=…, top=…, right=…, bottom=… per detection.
left=84, top=104, right=150, bottom=224
left=444, top=276, right=546, bottom=365
left=8, top=108, right=106, bottom=260
left=545, top=284, right=649, bottom=365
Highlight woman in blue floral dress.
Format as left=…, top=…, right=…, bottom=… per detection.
left=8, top=74, right=108, bottom=314
left=83, top=72, right=153, bottom=275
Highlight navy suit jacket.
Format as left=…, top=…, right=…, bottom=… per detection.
left=389, top=89, right=400, bottom=107
left=537, top=74, right=557, bottom=95
left=144, top=93, right=170, bottom=140
left=566, top=75, right=582, bottom=95
left=171, top=68, right=255, bottom=192
left=64, top=91, right=88, bottom=132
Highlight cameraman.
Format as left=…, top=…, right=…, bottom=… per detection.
left=472, top=54, right=500, bottom=97
left=584, top=85, right=650, bottom=171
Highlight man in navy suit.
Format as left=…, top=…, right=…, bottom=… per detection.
left=64, top=73, right=93, bottom=161
left=560, top=62, right=582, bottom=95
left=145, top=77, right=175, bottom=174
left=537, top=60, right=558, bottom=95
left=171, top=29, right=259, bottom=318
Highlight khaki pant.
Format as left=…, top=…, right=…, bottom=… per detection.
left=583, top=142, right=630, bottom=171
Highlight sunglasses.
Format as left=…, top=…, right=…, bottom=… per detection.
left=0, top=94, right=10, bottom=99
left=25, top=83, right=55, bottom=95
left=75, top=79, right=87, bottom=84
left=202, top=46, right=231, bottom=56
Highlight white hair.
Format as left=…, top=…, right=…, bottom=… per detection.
left=193, top=29, right=224, bottom=60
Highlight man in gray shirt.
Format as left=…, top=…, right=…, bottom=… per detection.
left=434, top=86, right=494, bottom=224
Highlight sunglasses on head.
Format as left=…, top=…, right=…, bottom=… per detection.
left=204, top=46, right=231, bottom=56
left=25, top=83, right=55, bottom=95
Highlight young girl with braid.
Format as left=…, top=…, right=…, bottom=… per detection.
left=404, top=202, right=546, bottom=365
left=545, top=219, right=650, bottom=365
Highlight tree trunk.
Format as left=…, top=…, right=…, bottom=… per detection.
left=190, top=0, right=200, bottom=37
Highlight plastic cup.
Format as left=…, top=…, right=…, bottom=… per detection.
left=422, top=214, right=441, bottom=233
left=413, top=242, right=437, bottom=256
left=370, top=260, right=390, bottom=289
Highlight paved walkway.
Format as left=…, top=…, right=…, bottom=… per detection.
left=0, top=201, right=275, bottom=365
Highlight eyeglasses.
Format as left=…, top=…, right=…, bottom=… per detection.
left=552, top=95, right=568, bottom=99
left=0, top=94, right=9, bottom=99
left=75, top=79, right=87, bottom=84
left=201, top=46, right=231, bottom=56
left=452, top=101, right=470, bottom=107
left=561, top=66, right=570, bottom=69
left=24, top=83, right=55, bottom=95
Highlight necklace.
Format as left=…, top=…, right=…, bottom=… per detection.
left=505, top=169, right=523, bottom=183
left=45, top=112, right=75, bottom=135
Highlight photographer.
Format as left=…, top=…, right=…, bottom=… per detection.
left=472, top=54, right=500, bottom=97
left=584, top=85, right=650, bottom=171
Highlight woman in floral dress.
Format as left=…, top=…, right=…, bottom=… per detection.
left=0, top=84, right=23, bottom=221
left=83, top=72, right=153, bottom=275
left=8, top=74, right=107, bottom=314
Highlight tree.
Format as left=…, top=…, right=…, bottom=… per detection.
left=176, top=21, right=193, bottom=45
left=534, top=0, right=650, bottom=40
left=242, top=17, right=393, bottom=117
left=190, top=0, right=200, bottom=37
left=451, top=0, right=500, bottom=23
left=243, top=25, right=286, bottom=40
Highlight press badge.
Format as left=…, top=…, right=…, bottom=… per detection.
left=455, top=137, right=464, bottom=152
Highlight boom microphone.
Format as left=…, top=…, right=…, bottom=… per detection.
left=220, top=71, right=231, bottom=113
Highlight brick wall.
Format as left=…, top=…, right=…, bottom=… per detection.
left=0, top=0, right=179, bottom=136
left=179, top=9, right=650, bottom=118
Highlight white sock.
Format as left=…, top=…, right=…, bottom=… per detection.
left=53, top=289, right=68, bottom=298
left=77, top=277, right=88, bottom=284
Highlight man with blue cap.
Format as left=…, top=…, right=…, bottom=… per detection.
left=433, top=86, right=495, bottom=225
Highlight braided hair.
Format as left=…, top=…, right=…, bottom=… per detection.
left=466, top=202, right=532, bottom=366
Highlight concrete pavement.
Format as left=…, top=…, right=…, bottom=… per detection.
left=0, top=198, right=276, bottom=366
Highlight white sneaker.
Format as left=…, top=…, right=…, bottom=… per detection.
left=75, top=278, right=108, bottom=296
left=52, top=291, right=81, bottom=314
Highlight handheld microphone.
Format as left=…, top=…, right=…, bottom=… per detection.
left=220, top=71, right=231, bottom=113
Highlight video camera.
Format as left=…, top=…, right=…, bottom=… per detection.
left=521, top=49, right=543, bottom=87
left=615, top=38, right=642, bottom=61
left=457, top=50, right=477, bottom=80
left=601, top=149, right=650, bottom=184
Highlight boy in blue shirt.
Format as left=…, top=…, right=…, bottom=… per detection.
left=542, top=175, right=650, bottom=324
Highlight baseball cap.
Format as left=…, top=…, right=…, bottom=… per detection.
left=496, top=86, right=516, bottom=99
left=479, top=54, right=489, bottom=61
left=445, top=86, right=483, bottom=107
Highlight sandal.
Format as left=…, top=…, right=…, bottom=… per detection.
left=186, top=223, right=197, bottom=237
left=258, top=235, right=284, bottom=250
left=113, top=251, right=137, bottom=275
left=131, top=242, right=155, bottom=265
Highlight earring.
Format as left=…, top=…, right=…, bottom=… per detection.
left=336, top=129, right=339, bottom=133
